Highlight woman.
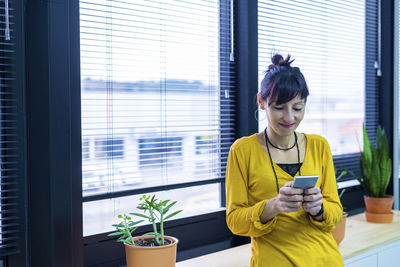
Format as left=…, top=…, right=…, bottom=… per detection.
left=226, top=54, right=344, bottom=266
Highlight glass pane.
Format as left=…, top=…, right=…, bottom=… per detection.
left=257, top=0, right=365, bottom=155
left=80, top=0, right=221, bottom=196
left=83, top=183, right=222, bottom=236
left=80, top=0, right=227, bottom=236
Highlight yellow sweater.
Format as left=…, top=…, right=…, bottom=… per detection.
left=226, top=133, right=344, bottom=267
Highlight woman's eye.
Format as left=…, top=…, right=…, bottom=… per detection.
left=274, top=106, right=283, bottom=110
left=294, top=107, right=303, bottom=112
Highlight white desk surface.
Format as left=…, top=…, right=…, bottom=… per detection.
left=176, top=211, right=400, bottom=267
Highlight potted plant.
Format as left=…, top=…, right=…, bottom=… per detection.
left=351, top=125, right=393, bottom=223
left=330, top=168, right=347, bottom=245
left=109, top=194, right=182, bottom=267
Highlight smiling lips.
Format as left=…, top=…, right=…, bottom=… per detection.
left=280, top=123, right=295, bottom=128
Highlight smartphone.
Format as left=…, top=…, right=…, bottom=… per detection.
left=293, top=175, right=319, bottom=189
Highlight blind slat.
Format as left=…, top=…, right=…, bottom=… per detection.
left=0, top=0, right=21, bottom=255
left=80, top=0, right=235, bottom=236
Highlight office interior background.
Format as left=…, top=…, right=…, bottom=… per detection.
left=0, top=0, right=399, bottom=266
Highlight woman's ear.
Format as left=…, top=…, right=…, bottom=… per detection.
left=257, top=93, right=265, bottom=110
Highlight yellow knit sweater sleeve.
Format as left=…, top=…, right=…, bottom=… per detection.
left=308, top=137, right=343, bottom=231
left=225, top=142, right=277, bottom=237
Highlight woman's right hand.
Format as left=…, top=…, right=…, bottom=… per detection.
left=275, top=181, right=304, bottom=212
left=260, top=181, right=304, bottom=223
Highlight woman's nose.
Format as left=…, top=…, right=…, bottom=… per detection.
left=282, top=111, right=294, bottom=122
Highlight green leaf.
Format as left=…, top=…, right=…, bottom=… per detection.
left=129, top=212, right=150, bottom=219
left=359, top=125, right=392, bottom=197
left=128, top=227, right=138, bottom=233
left=136, top=205, right=148, bottom=210
left=349, top=170, right=363, bottom=185
left=339, top=188, right=346, bottom=199
left=119, top=236, right=129, bottom=241
left=164, top=210, right=183, bottom=221
left=163, top=201, right=177, bottom=214
left=160, top=200, right=170, bottom=207
left=336, top=170, right=347, bottom=181
left=108, top=231, right=125, bottom=237
left=127, top=220, right=145, bottom=226
left=362, top=125, right=372, bottom=167
left=143, top=232, right=158, bottom=236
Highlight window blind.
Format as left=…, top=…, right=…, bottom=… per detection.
left=0, top=0, right=20, bottom=256
left=80, top=0, right=235, bottom=235
left=258, top=0, right=366, bottom=157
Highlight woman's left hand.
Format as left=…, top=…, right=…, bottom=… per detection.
left=303, top=187, right=323, bottom=216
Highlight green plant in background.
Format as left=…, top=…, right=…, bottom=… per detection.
left=108, top=214, right=144, bottom=245
left=351, top=125, right=392, bottom=198
left=335, top=168, right=347, bottom=199
left=131, top=194, right=183, bottom=246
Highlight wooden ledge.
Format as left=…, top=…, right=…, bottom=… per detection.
left=339, top=210, right=400, bottom=260
left=177, top=211, right=400, bottom=266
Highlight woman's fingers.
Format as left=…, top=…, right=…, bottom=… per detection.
left=280, top=186, right=304, bottom=196
left=303, top=203, right=322, bottom=215
left=278, top=189, right=303, bottom=203
left=303, top=193, right=322, bottom=202
left=303, top=200, right=322, bottom=210
left=283, top=181, right=294, bottom=187
left=278, top=184, right=323, bottom=214
left=282, top=206, right=301, bottom=212
left=278, top=186, right=303, bottom=212
left=280, top=201, right=302, bottom=212
left=304, top=186, right=320, bottom=195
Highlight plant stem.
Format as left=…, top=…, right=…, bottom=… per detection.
left=160, top=214, right=164, bottom=245
left=149, top=209, right=160, bottom=245
left=125, top=216, right=134, bottom=246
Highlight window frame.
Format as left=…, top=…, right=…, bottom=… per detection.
left=1, top=0, right=28, bottom=264
left=81, top=0, right=237, bottom=265
left=23, top=0, right=83, bottom=266
left=22, top=0, right=390, bottom=266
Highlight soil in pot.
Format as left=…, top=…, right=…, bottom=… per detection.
left=136, top=238, right=172, bottom=247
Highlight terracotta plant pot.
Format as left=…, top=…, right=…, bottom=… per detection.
left=331, top=212, right=348, bottom=246
left=363, top=195, right=394, bottom=223
left=124, top=235, right=178, bottom=267
left=365, top=211, right=394, bottom=223
left=364, top=195, right=394, bottom=213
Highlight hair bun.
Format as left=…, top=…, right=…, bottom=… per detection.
left=267, top=54, right=294, bottom=72
left=271, top=54, right=284, bottom=65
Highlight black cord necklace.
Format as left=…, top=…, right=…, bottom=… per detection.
left=266, top=129, right=297, bottom=151
left=264, top=128, right=302, bottom=193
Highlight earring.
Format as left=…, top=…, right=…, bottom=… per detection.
left=254, top=108, right=266, bottom=122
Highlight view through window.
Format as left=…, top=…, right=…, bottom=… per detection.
left=80, top=0, right=229, bottom=236
left=257, top=0, right=365, bottom=156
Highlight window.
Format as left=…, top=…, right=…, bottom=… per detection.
left=95, top=138, right=124, bottom=159
left=80, top=0, right=234, bottom=236
left=138, top=136, right=183, bottom=169
left=195, top=135, right=218, bottom=155
left=82, top=138, right=90, bottom=159
left=0, top=0, right=23, bottom=257
left=257, top=0, right=365, bottom=156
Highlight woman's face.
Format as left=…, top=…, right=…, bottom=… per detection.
left=258, top=93, right=306, bottom=137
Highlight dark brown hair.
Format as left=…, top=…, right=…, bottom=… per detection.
left=260, top=54, right=309, bottom=105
